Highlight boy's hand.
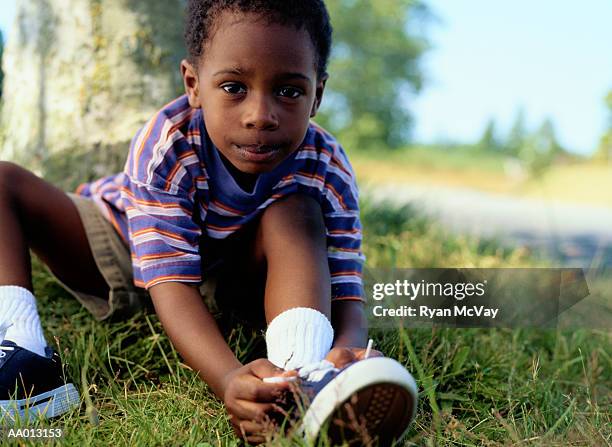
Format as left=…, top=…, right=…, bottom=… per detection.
left=325, top=346, right=383, bottom=369
left=221, top=358, right=289, bottom=444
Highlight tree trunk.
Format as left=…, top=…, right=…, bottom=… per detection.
left=0, top=0, right=185, bottom=189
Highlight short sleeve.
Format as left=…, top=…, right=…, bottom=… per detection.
left=321, top=149, right=366, bottom=302
left=121, top=101, right=203, bottom=289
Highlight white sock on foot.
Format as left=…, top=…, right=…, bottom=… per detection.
left=0, top=285, right=48, bottom=357
left=265, top=307, right=334, bottom=371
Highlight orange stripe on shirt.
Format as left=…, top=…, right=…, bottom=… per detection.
left=329, top=228, right=360, bottom=235
left=308, top=127, right=353, bottom=177
left=121, top=187, right=192, bottom=215
left=131, top=227, right=194, bottom=244
left=163, top=164, right=184, bottom=191
left=134, top=107, right=193, bottom=177
left=206, top=223, right=242, bottom=232
left=330, top=247, right=361, bottom=253
left=211, top=200, right=246, bottom=216
left=301, top=145, right=332, bottom=158
left=144, top=274, right=202, bottom=288
left=134, top=252, right=188, bottom=262
left=331, top=270, right=363, bottom=277
left=329, top=158, right=352, bottom=177
left=133, top=112, right=160, bottom=175
left=75, top=183, right=87, bottom=195
left=296, top=171, right=325, bottom=183
left=325, top=182, right=347, bottom=210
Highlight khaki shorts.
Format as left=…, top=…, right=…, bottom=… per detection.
left=47, top=193, right=151, bottom=320
left=48, top=194, right=151, bottom=321
left=51, top=194, right=255, bottom=329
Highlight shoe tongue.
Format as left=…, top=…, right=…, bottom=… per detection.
left=298, top=360, right=338, bottom=382
left=0, top=322, right=12, bottom=344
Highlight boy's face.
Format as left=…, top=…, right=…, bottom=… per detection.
left=181, top=11, right=327, bottom=175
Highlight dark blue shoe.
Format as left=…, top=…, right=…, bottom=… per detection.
left=0, top=340, right=79, bottom=422
left=273, top=358, right=418, bottom=446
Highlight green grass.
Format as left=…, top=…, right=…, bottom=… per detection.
left=351, top=146, right=510, bottom=174
left=5, top=201, right=610, bottom=446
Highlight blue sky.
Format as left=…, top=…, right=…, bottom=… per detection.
left=412, top=0, right=612, bottom=155
left=1, top=0, right=610, bottom=155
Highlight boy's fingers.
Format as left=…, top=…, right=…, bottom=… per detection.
left=355, top=348, right=383, bottom=359
left=325, top=347, right=357, bottom=368
left=249, top=358, right=286, bottom=379
left=234, top=375, right=287, bottom=402
left=232, top=400, right=281, bottom=423
left=252, top=381, right=287, bottom=402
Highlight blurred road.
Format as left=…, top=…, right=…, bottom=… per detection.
left=368, top=184, right=612, bottom=269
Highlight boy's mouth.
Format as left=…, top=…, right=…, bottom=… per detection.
left=233, top=143, right=281, bottom=163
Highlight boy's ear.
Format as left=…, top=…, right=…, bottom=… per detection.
left=310, top=72, right=328, bottom=118
left=181, top=59, right=202, bottom=108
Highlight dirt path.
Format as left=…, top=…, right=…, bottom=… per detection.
left=366, top=184, right=612, bottom=269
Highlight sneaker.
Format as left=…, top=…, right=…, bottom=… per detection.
left=286, top=357, right=418, bottom=446
left=0, top=340, right=80, bottom=422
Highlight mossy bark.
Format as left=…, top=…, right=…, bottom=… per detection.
left=0, top=0, right=186, bottom=188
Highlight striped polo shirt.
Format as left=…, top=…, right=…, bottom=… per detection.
left=77, top=95, right=365, bottom=302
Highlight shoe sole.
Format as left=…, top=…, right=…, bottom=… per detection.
left=301, top=357, right=418, bottom=446
left=0, top=383, right=80, bottom=423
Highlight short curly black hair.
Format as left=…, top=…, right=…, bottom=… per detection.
left=184, top=0, right=332, bottom=78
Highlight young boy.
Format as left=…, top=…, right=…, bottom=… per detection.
left=0, top=0, right=416, bottom=444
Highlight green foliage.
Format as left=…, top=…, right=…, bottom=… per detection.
left=43, top=142, right=130, bottom=191
left=506, top=107, right=527, bottom=157
left=474, top=111, right=568, bottom=178
left=518, top=118, right=565, bottom=178
left=477, top=118, right=501, bottom=152
left=606, top=90, right=612, bottom=127
left=316, top=0, right=430, bottom=150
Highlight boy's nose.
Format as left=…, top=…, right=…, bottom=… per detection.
left=242, top=94, right=279, bottom=130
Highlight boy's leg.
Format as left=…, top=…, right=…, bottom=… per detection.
left=0, top=162, right=103, bottom=418
left=0, top=162, right=108, bottom=297
left=209, top=193, right=333, bottom=370
left=256, top=194, right=331, bottom=321
left=0, top=161, right=109, bottom=357
left=251, top=196, right=417, bottom=446
left=255, top=194, right=334, bottom=370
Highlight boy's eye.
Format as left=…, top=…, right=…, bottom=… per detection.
left=277, top=87, right=302, bottom=99
left=221, top=83, right=246, bottom=95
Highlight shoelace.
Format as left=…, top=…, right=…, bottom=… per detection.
left=296, top=339, right=375, bottom=382
left=264, top=338, right=375, bottom=384
left=263, top=359, right=339, bottom=384
left=297, top=360, right=339, bottom=382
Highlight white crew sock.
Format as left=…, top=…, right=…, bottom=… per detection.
left=265, top=307, right=334, bottom=371
left=0, top=285, right=48, bottom=357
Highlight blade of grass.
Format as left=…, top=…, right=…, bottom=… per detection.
left=399, top=327, right=440, bottom=416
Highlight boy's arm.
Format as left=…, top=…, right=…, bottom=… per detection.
left=149, top=282, right=241, bottom=396
left=149, top=281, right=288, bottom=441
